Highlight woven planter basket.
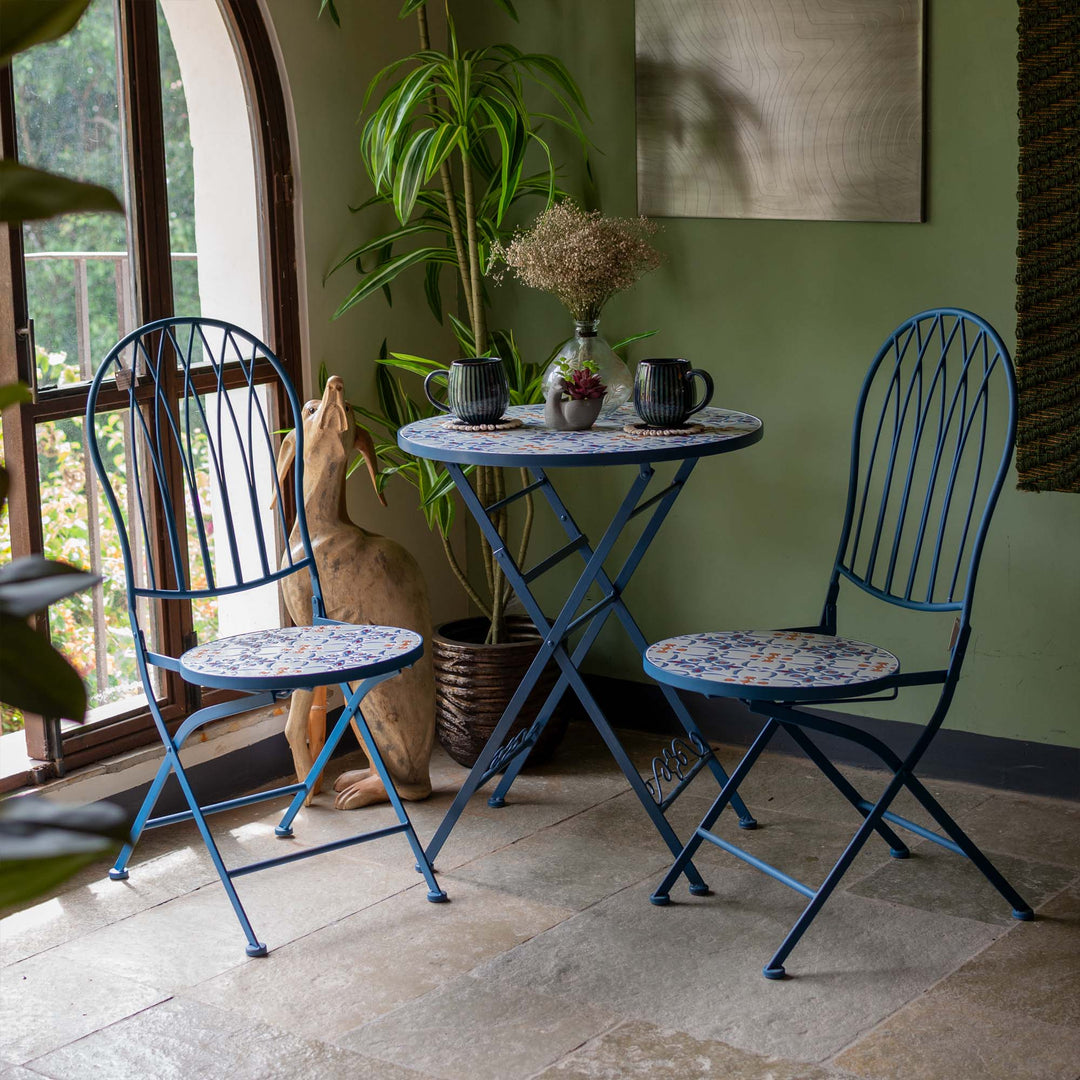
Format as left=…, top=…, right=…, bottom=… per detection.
left=432, top=616, right=569, bottom=768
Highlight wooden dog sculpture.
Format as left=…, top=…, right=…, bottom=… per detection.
left=274, top=375, right=435, bottom=809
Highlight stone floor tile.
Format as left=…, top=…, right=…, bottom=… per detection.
left=0, top=951, right=167, bottom=1064
left=338, top=973, right=617, bottom=1080
left=833, top=996, right=1080, bottom=1080
left=448, top=825, right=671, bottom=912
left=26, top=996, right=429, bottom=1080
left=472, top=874, right=999, bottom=1062
left=954, top=792, right=1080, bottom=869
left=533, top=1020, right=838, bottom=1080
left=1, top=872, right=174, bottom=967
left=40, top=848, right=419, bottom=994
left=847, top=841, right=1075, bottom=924
left=925, top=883, right=1080, bottom=1027
left=189, top=880, right=573, bottom=1042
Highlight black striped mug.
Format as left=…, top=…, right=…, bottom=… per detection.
left=634, top=358, right=714, bottom=427
left=423, top=357, right=510, bottom=425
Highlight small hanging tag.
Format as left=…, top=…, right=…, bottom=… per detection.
left=948, top=617, right=961, bottom=653
left=115, top=367, right=134, bottom=391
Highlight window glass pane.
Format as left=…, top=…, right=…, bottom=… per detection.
left=157, top=0, right=264, bottom=335
left=36, top=412, right=162, bottom=721
left=14, top=0, right=132, bottom=388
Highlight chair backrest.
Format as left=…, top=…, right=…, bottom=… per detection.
left=86, top=317, right=321, bottom=616
left=831, top=308, right=1017, bottom=624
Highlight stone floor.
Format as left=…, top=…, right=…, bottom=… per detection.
left=2, top=723, right=1078, bottom=1080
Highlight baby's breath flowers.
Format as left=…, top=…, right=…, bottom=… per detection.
left=490, top=202, right=664, bottom=322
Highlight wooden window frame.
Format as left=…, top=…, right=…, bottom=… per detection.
left=0, top=0, right=301, bottom=777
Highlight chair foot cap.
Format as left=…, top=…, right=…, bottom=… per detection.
left=108, top=868, right=129, bottom=881
left=1012, top=908, right=1035, bottom=921
left=762, top=965, right=786, bottom=981
left=274, top=826, right=294, bottom=838
left=427, top=889, right=449, bottom=903
left=649, top=893, right=671, bottom=906
left=487, top=796, right=506, bottom=808
left=890, top=847, right=910, bottom=859
left=688, top=883, right=711, bottom=896
left=245, top=943, right=268, bottom=958
left=737, top=817, right=757, bottom=830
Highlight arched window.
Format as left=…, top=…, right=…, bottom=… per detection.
left=0, top=0, right=300, bottom=776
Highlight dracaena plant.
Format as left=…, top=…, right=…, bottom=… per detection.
left=320, top=0, right=591, bottom=644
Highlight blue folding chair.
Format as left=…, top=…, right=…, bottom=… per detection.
left=645, top=308, right=1033, bottom=979
left=86, top=317, right=446, bottom=956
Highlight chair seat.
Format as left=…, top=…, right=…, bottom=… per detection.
left=179, top=623, right=424, bottom=691
left=643, top=630, right=900, bottom=701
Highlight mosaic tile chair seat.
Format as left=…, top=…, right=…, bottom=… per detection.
left=86, top=318, right=446, bottom=957
left=644, top=308, right=1034, bottom=979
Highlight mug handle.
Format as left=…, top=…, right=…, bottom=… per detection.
left=687, top=368, right=714, bottom=417
left=423, top=369, right=452, bottom=412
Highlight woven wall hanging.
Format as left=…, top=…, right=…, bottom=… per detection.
left=1016, top=2, right=1080, bottom=492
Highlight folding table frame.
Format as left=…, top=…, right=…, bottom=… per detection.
left=399, top=407, right=764, bottom=888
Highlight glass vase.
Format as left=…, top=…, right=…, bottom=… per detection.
left=542, top=319, right=633, bottom=421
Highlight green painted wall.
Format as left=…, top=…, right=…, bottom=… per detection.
left=462, top=0, right=1080, bottom=747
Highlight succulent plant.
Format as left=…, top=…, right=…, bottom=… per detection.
left=561, top=367, right=607, bottom=401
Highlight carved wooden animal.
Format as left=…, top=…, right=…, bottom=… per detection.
left=274, top=375, right=435, bottom=809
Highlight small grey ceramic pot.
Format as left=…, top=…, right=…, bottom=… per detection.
left=544, top=381, right=605, bottom=430
left=424, top=357, right=510, bottom=425
left=634, top=357, right=714, bottom=427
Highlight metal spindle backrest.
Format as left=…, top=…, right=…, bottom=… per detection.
left=833, top=309, right=1017, bottom=619
left=86, top=317, right=319, bottom=614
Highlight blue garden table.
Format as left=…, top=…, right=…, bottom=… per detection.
left=398, top=402, right=764, bottom=892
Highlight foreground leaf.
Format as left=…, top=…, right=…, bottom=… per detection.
left=0, top=382, right=32, bottom=411
left=0, top=615, right=88, bottom=719
left=0, top=0, right=91, bottom=65
left=0, top=160, right=122, bottom=223
left=0, top=556, right=101, bottom=617
left=0, top=797, right=130, bottom=909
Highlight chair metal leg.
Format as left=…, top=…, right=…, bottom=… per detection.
left=349, top=702, right=446, bottom=902
left=110, top=753, right=174, bottom=880
left=902, top=774, right=1033, bottom=919
left=167, top=748, right=267, bottom=957
left=762, top=771, right=907, bottom=980
left=651, top=719, right=779, bottom=904
left=781, top=723, right=910, bottom=858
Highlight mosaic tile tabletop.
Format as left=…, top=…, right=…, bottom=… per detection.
left=398, top=404, right=763, bottom=466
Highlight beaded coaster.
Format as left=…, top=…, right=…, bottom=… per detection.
left=623, top=421, right=707, bottom=437
left=443, top=416, right=523, bottom=433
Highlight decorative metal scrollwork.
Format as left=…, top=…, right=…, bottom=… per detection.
left=488, top=718, right=544, bottom=775
left=644, top=732, right=709, bottom=805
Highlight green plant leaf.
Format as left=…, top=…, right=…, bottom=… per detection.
left=0, top=382, right=32, bottom=410
left=324, top=221, right=437, bottom=281
left=0, top=0, right=91, bottom=65
left=332, top=246, right=456, bottom=320
left=611, top=329, right=660, bottom=354
left=0, top=615, right=88, bottom=720
left=378, top=352, right=444, bottom=378
left=492, top=0, right=518, bottom=20
left=424, top=261, right=443, bottom=324
left=398, top=0, right=428, bottom=16
left=393, top=127, right=438, bottom=224
left=447, top=313, right=476, bottom=356
left=317, top=361, right=329, bottom=394
left=0, top=556, right=101, bottom=617
left=0, top=161, right=122, bottom=224
left=317, top=0, right=340, bottom=26
left=0, top=797, right=130, bottom=909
